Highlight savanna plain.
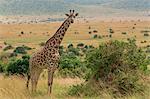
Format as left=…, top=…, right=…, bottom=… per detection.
left=0, top=18, right=150, bottom=99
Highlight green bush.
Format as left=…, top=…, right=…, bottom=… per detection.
left=6, top=55, right=30, bottom=75
left=109, top=28, right=114, bottom=33
left=146, top=48, right=150, bottom=53
left=13, top=45, right=32, bottom=54
left=0, top=61, right=5, bottom=73
left=69, top=40, right=149, bottom=97
left=68, top=83, right=99, bottom=97
left=4, top=42, right=8, bottom=45
left=39, top=42, right=45, bottom=46
left=67, top=47, right=80, bottom=56
left=58, top=52, right=87, bottom=78
left=21, top=31, right=24, bottom=34
left=67, top=44, right=74, bottom=48
left=22, top=45, right=32, bottom=50
left=88, top=31, right=92, bottom=34
left=144, top=33, right=149, bottom=37
left=89, top=45, right=95, bottom=49
left=98, top=35, right=102, bottom=39
left=93, top=34, right=98, bottom=38
left=3, top=45, right=13, bottom=51
left=0, top=52, right=17, bottom=61
left=141, top=30, right=150, bottom=33
left=109, top=34, right=112, bottom=38
left=59, top=45, right=64, bottom=55
left=93, top=30, right=98, bottom=33
left=77, top=43, right=84, bottom=48
left=84, top=45, right=88, bottom=49
left=122, top=32, right=127, bottom=35
left=14, top=47, right=27, bottom=54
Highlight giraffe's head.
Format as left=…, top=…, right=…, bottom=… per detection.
left=65, top=10, right=78, bottom=24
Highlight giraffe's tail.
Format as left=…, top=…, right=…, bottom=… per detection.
left=26, top=72, right=31, bottom=89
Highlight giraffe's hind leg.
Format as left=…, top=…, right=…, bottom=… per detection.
left=31, top=67, right=42, bottom=93
left=26, top=72, right=30, bottom=89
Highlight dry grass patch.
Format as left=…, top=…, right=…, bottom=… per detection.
left=0, top=74, right=84, bottom=99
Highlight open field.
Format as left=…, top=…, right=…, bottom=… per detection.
left=0, top=19, right=150, bottom=53
left=0, top=18, right=150, bottom=99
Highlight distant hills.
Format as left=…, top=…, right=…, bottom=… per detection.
left=0, top=0, right=149, bottom=17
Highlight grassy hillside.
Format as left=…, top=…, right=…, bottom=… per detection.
left=0, top=0, right=149, bottom=16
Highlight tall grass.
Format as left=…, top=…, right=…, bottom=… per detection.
left=0, top=73, right=149, bottom=99
left=0, top=74, right=83, bottom=99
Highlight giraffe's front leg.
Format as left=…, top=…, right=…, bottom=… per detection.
left=47, top=63, right=58, bottom=95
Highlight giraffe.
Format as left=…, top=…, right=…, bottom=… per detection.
left=26, top=10, right=78, bottom=94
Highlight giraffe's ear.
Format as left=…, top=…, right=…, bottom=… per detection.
left=65, top=14, right=69, bottom=17
left=75, top=13, right=79, bottom=17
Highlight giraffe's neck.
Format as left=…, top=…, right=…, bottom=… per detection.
left=45, top=17, right=71, bottom=47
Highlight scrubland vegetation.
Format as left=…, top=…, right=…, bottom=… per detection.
left=0, top=38, right=150, bottom=99
left=0, top=0, right=150, bottom=98
left=0, top=17, right=150, bottom=99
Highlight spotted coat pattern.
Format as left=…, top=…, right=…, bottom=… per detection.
left=26, top=10, right=78, bottom=94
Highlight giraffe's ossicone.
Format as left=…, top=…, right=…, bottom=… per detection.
left=26, top=10, right=78, bottom=95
